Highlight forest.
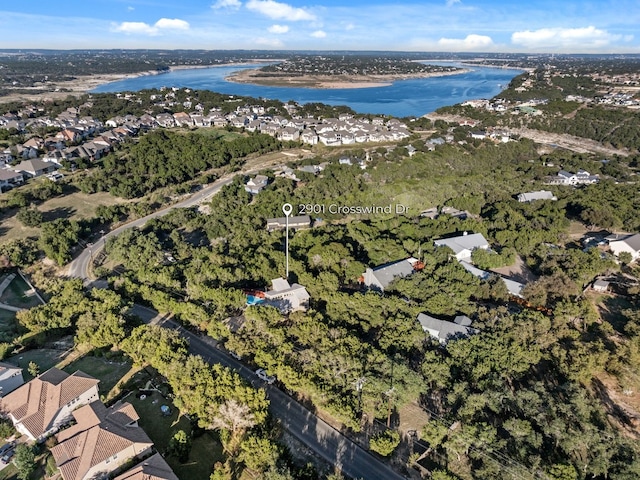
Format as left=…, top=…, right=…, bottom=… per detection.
left=84, top=134, right=640, bottom=479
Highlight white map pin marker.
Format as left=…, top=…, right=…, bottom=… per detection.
left=282, top=203, right=293, bottom=217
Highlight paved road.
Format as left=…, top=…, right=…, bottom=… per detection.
left=130, top=305, right=406, bottom=480
left=67, top=176, right=235, bottom=279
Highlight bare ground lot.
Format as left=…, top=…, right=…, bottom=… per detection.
left=0, top=190, right=128, bottom=243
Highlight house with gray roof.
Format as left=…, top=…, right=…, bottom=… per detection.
left=417, top=313, right=478, bottom=344
left=362, top=257, right=419, bottom=292
left=266, top=215, right=311, bottom=232
left=13, top=158, right=57, bottom=178
left=517, top=190, right=557, bottom=202
left=609, top=233, right=640, bottom=261
left=244, top=175, right=269, bottom=194
left=434, top=232, right=489, bottom=261
left=0, top=362, right=23, bottom=396
left=264, top=278, right=310, bottom=313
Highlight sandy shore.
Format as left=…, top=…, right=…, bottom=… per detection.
left=226, top=67, right=470, bottom=90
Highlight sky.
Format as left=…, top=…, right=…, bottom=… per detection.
left=0, top=0, right=638, bottom=53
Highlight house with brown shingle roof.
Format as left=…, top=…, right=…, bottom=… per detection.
left=0, top=368, right=99, bottom=441
left=51, top=401, right=153, bottom=480
left=114, top=453, right=179, bottom=480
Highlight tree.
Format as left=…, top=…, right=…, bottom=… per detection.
left=27, top=361, right=39, bottom=378
left=13, top=444, right=36, bottom=480
left=16, top=207, right=43, bottom=227
left=369, top=430, right=401, bottom=457
left=618, top=251, right=633, bottom=266
left=169, top=429, right=192, bottom=463
left=239, top=435, right=280, bottom=473
left=38, top=218, right=81, bottom=265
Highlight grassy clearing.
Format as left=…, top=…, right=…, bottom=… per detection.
left=5, top=348, right=73, bottom=380
left=0, top=190, right=127, bottom=243
left=61, top=354, right=133, bottom=398
left=127, top=390, right=223, bottom=480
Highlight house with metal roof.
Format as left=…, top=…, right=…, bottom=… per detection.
left=264, top=278, right=310, bottom=313
left=517, top=190, right=557, bottom=202
left=417, top=313, right=478, bottom=344
left=434, top=232, right=489, bottom=262
left=609, top=233, right=640, bottom=261
left=362, top=257, right=419, bottom=292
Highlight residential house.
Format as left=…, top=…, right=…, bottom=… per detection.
left=266, top=215, right=311, bottom=232
left=0, top=362, right=23, bottom=396
left=609, top=233, right=640, bottom=261
left=0, top=368, right=99, bottom=441
left=13, top=158, right=57, bottom=178
left=113, top=453, right=179, bottom=480
left=417, top=313, right=478, bottom=344
left=459, top=261, right=525, bottom=298
left=244, top=175, right=269, bottom=194
left=517, top=190, right=557, bottom=202
left=264, top=278, right=310, bottom=313
left=0, top=170, right=25, bottom=191
left=362, top=257, right=419, bottom=292
left=592, top=279, right=610, bottom=293
left=434, top=232, right=490, bottom=262
left=51, top=401, right=153, bottom=480
left=551, top=169, right=599, bottom=185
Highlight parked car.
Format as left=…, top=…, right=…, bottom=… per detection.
left=254, top=368, right=275, bottom=385
left=0, top=442, right=14, bottom=457
left=228, top=350, right=242, bottom=361
left=1, top=448, right=15, bottom=464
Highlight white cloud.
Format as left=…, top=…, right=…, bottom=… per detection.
left=154, top=18, right=190, bottom=30
left=438, top=34, right=493, bottom=50
left=344, top=22, right=355, bottom=31
left=268, top=24, right=289, bottom=33
left=127, top=6, right=135, bottom=11
left=446, top=0, right=461, bottom=6
left=246, top=0, right=316, bottom=21
left=112, top=18, right=190, bottom=35
left=113, top=21, right=158, bottom=35
left=212, top=0, right=242, bottom=9
left=310, top=30, right=326, bottom=38
left=511, top=26, right=621, bottom=50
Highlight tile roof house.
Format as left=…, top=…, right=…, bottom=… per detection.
left=434, top=232, right=490, bottom=261
left=51, top=401, right=153, bottom=480
left=417, top=313, right=478, bottom=344
left=113, top=453, right=179, bottom=480
left=0, top=362, right=24, bottom=397
left=0, top=368, right=99, bottom=441
left=264, top=278, right=310, bottom=313
left=609, top=233, right=640, bottom=261
left=362, top=257, right=419, bottom=292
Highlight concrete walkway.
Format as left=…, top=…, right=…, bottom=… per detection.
left=0, top=273, right=16, bottom=297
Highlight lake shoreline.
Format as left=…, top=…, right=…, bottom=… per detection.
left=225, top=67, right=471, bottom=90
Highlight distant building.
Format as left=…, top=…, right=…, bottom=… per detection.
left=417, top=313, right=478, bottom=344
left=434, top=232, right=490, bottom=262
left=244, top=175, right=269, bottom=194
left=362, top=257, right=419, bottom=292
left=264, top=278, right=310, bottom=313
left=266, top=215, right=311, bottom=232
left=517, top=190, right=557, bottom=202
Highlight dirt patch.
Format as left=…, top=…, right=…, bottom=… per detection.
left=592, top=374, right=640, bottom=438
left=491, top=255, right=538, bottom=284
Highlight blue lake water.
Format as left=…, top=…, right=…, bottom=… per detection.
left=92, top=63, right=523, bottom=117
